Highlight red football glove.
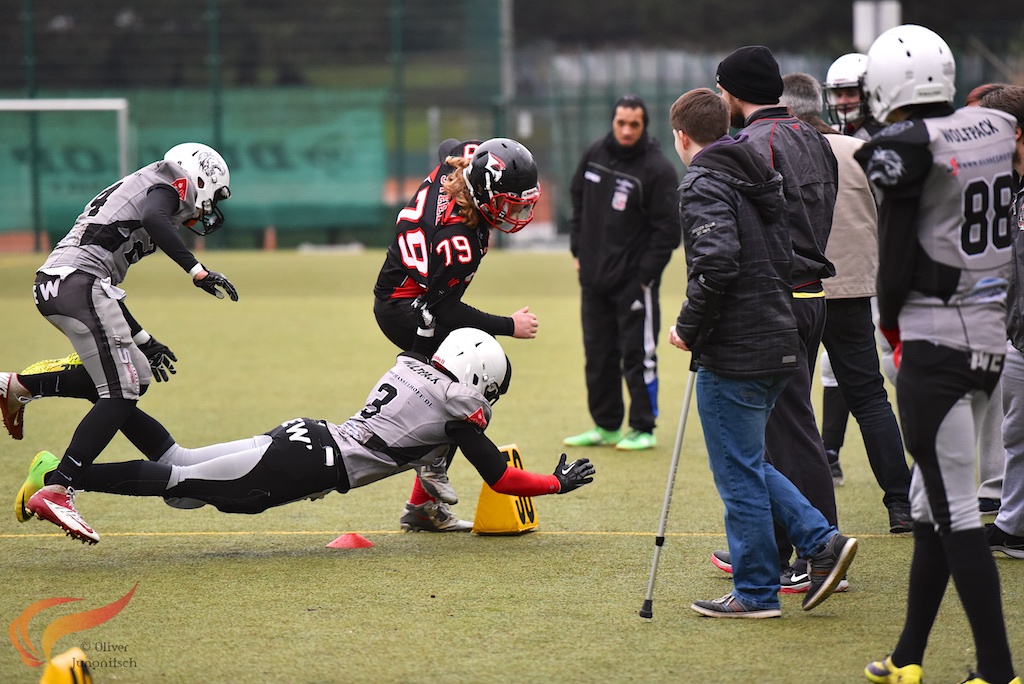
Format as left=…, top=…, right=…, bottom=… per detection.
left=880, top=326, right=902, bottom=370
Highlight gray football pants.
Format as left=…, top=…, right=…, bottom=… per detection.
left=997, top=342, right=1024, bottom=536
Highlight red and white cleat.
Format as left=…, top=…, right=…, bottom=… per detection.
left=27, top=485, right=99, bottom=544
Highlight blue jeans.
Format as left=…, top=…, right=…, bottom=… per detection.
left=697, top=368, right=838, bottom=609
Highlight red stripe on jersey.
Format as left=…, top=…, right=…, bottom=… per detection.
left=389, top=277, right=427, bottom=300
left=439, top=195, right=464, bottom=226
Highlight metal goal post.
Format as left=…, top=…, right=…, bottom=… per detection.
left=0, top=98, right=130, bottom=176
left=0, top=98, right=129, bottom=250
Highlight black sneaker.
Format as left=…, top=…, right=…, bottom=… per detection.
left=780, top=562, right=849, bottom=594
left=803, top=533, right=858, bottom=610
left=978, top=498, right=1001, bottom=514
left=690, top=593, right=781, bottom=619
left=826, top=449, right=844, bottom=486
left=780, top=565, right=811, bottom=593
left=986, top=522, right=1024, bottom=559
left=888, top=505, right=913, bottom=534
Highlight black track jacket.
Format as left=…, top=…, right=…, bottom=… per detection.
left=569, top=132, right=680, bottom=295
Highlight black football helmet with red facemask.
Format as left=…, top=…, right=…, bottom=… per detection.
left=463, top=138, right=541, bottom=233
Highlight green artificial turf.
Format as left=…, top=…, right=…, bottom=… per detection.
left=0, top=249, right=1020, bottom=683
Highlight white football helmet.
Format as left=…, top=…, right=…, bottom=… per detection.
left=824, top=53, right=869, bottom=128
left=432, top=328, right=511, bottom=404
left=164, top=142, right=231, bottom=235
left=863, top=24, right=956, bottom=123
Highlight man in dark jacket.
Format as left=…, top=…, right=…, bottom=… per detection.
left=981, top=85, right=1024, bottom=559
left=669, top=87, right=857, bottom=618
left=714, top=45, right=841, bottom=589
left=565, top=94, right=680, bottom=451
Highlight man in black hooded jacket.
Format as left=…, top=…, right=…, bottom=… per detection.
left=565, top=94, right=680, bottom=452
left=669, top=87, right=857, bottom=618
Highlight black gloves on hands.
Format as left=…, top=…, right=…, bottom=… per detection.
left=138, top=336, right=177, bottom=382
left=194, top=271, right=239, bottom=301
left=553, top=453, right=596, bottom=494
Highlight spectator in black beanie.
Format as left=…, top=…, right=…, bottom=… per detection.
left=716, top=45, right=786, bottom=107
left=708, top=45, right=844, bottom=594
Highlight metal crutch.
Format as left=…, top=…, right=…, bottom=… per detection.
left=639, top=360, right=698, bottom=619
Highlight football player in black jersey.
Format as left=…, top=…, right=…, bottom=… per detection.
left=372, top=138, right=542, bottom=532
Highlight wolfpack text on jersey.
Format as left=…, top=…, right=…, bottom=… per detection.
left=857, top=106, right=1018, bottom=353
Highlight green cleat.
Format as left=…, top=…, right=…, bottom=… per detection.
left=15, top=450, right=60, bottom=523
left=563, top=426, right=623, bottom=447
left=616, top=430, right=656, bottom=451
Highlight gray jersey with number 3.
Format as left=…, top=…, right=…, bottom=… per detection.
left=41, top=161, right=197, bottom=285
left=327, top=353, right=492, bottom=489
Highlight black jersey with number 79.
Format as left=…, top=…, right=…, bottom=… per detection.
left=373, top=140, right=487, bottom=310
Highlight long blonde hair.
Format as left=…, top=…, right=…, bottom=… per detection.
left=441, top=156, right=480, bottom=228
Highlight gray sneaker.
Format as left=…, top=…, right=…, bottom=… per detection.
left=690, top=593, right=781, bottom=619
left=803, top=533, right=858, bottom=610
left=416, top=462, right=458, bottom=505
left=399, top=501, right=473, bottom=532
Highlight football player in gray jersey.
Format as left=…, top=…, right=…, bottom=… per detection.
left=13, top=330, right=595, bottom=528
left=857, top=26, right=1020, bottom=684
left=6, top=143, right=239, bottom=545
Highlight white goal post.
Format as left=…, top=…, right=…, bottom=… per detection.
left=0, top=98, right=130, bottom=176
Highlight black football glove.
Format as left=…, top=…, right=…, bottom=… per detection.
left=138, top=336, right=177, bottom=382
left=553, top=453, right=595, bottom=494
left=194, top=271, right=239, bottom=301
